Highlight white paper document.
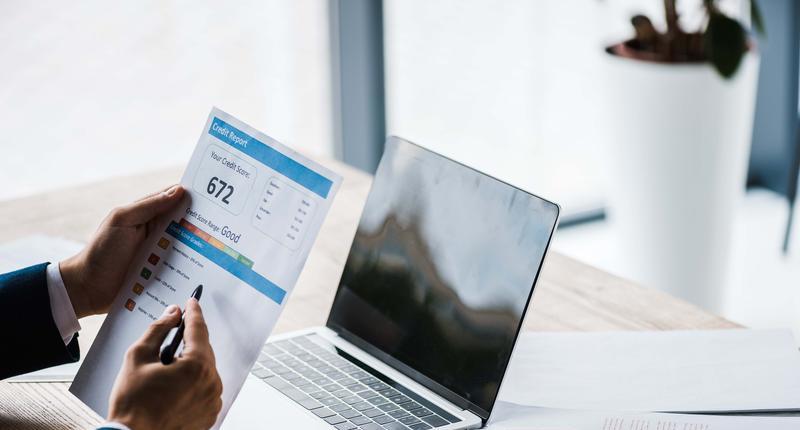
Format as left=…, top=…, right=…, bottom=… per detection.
left=0, top=234, right=83, bottom=274
left=487, top=401, right=800, bottom=430
left=70, top=108, right=342, bottom=428
left=499, top=329, right=800, bottom=413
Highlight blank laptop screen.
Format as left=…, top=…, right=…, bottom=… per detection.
left=327, top=138, right=559, bottom=418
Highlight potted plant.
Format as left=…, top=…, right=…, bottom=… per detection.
left=602, top=0, right=763, bottom=311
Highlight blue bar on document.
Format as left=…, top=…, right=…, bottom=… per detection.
left=165, top=221, right=286, bottom=305
left=208, top=117, right=333, bottom=199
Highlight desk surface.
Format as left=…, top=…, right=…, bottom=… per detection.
left=0, top=158, right=738, bottom=429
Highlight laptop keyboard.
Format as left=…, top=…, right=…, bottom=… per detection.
left=250, top=334, right=460, bottom=429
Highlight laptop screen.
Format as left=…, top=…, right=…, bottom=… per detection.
left=327, top=137, right=559, bottom=419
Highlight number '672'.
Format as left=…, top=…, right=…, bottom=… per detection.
left=207, top=176, right=234, bottom=204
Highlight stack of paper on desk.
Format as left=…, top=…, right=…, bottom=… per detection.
left=0, top=234, right=83, bottom=274
left=486, top=401, right=800, bottom=429
left=498, top=329, right=800, bottom=413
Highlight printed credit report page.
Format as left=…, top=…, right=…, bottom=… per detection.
left=70, top=107, right=342, bottom=428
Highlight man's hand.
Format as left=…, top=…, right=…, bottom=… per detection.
left=60, top=185, right=185, bottom=318
left=108, top=299, right=223, bottom=430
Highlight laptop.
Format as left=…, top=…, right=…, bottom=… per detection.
left=224, top=137, right=560, bottom=429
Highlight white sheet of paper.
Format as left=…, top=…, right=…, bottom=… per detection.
left=70, top=108, right=342, bottom=428
left=498, top=329, right=800, bottom=413
left=487, top=401, right=800, bottom=430
left=0, top=234, right=83, bottom=274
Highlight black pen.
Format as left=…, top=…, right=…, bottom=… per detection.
left=159, top=285, right=203, bottom=365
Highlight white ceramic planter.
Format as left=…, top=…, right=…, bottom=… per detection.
left=602, top=53, right=759, bottom=312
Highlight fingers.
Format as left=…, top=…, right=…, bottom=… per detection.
left=111, top=185, right=185, bottom=226
left=129, top=305, right=181, bottom=360
left=178, top=299, right=221, bottom=427
left=134, top=184, right=181, bottom=203
left=181, top=299, right=214, bottom=362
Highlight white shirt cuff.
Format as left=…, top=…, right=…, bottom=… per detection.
left=46, top=262, right=81, bottom=345
left=100, top=422, right=132, bottom=430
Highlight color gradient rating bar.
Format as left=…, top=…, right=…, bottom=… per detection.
left=165, top=221, right=286, bottom=305
left=178, top=219, right=254, bottom=268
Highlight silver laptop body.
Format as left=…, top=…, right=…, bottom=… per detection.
left=225, top=137, right=560, bottom=430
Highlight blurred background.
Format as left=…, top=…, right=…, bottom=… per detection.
left=2, top=0, right=798, bottom=336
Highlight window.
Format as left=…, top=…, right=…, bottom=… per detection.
left=1, top=1, right=332, bottom=200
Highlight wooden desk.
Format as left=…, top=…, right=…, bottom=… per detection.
left=0, top=158, right=738, bottom=429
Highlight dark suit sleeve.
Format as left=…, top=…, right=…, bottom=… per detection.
left=0, top=263, right=79, bottom=380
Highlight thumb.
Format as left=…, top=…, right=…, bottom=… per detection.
left=133, top=304, right=181, bottom=359
left=112, top=185, right=185, bottom=226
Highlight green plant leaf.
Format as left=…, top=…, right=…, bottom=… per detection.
left=751, top=0, right=766, bottom=36
left=704, top=11, right=747, bottom=78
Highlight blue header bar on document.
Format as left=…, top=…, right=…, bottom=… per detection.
left=209, top=117, right=333, bottom=198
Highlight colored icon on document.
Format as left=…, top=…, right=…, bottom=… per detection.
left=124, top=299, right=136, bottom=311
left=147, top=253, right=160, bottom=265
left=157, top=237, right=170, bottom=250
left=140, top=267, right=152, bottom=280
left=132, top=283, right=144, bottom=295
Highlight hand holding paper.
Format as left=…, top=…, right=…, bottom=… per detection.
left=59, top=184, right=186, bottom=318
left=107, top=300, right=223, bottom=430
left=70, top=108, right=342, bottom=429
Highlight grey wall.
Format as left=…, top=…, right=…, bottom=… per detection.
left=748, top=0, right=799, bottom=196
left=330, top=0, right=386, bottom=173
